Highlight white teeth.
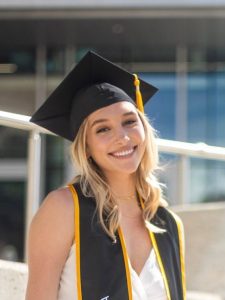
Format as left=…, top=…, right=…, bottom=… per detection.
left=112, top=147, right=134, bottom=157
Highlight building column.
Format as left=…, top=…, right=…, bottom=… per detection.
left=64, top=45, right=77, bottom=184
left=175, top=45, right=189, bottom=204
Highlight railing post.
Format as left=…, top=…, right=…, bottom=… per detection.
left=24, top=130, right=42, bottom=261
left=176, top=45, right=188, bottom=142
left=177, top=155, right=189, bottom=204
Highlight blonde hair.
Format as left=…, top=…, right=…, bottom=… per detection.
left=69, top=109, right=166, bottom=241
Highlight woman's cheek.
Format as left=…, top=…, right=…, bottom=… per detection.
left=93, top=137, right=109, bottom=154
left=97, top=134, right=112, bottom=145
left=137, top=123, right=146, bottom=140
left=132, top=126, right=145, bottom=140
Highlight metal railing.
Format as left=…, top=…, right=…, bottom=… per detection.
left=1, top=109, right=225, bottom=258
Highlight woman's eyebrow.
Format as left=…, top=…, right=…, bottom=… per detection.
left=91, top=118, right=108, bottom=128
left=91, top=111, right=136, bottom=128
left=123, top=111, right=136, bottom=117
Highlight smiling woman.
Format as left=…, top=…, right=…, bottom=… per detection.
left=26, top=51, right=186, bottom=300
left=85, top=102, right=146, bottom=175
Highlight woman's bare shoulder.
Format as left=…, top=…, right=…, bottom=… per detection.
left=31, top=187, right=73, bottom=226
left=26, top=187, right=75, bottom=299
left=28, top=186, right=75, bottom=257
left=39, top=187, right=73, bottom=213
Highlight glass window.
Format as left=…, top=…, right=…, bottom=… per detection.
left=0, top=48, right=36, bottom=115
left=44, top=134, right=65, bottom=194
left=0, top=126, right=28, bottom=159
left=189, top=158, right=225, bottom=203
left=0, top=125, right=27, bottom=261
left=47, top=48, right=65, bottom=75
left=188, top=71, right=225, bottom=147
left=140, top=73, right=176, bottom=140
left=0, top=48, right=35, bottom=75
left=0, top=181, right=25, bottom=261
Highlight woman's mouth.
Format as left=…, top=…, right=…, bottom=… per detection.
left=109, top=146, right=137, bottom=158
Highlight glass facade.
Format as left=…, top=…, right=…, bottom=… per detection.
left=45, top=134, right=66, bottom=193
left=141, top=73, right=176, bottom=141
left=0, top=181, right=25, bottom=261
left=140, top=70, right=225, bottom=147
left=0, top=126, right=28, bottom=158
left=190, top=158, right=225, bottom=203
left=139, top=66, right=225, bottom=204
left=0, top=48, right=35, bottom=74
left=46, top=48, right=65, bottom=75
left=188, top=71, right=225, bottom=146
left=0, top=48, right=36, bottom=116
left=0, top=127, right=27, bottom=261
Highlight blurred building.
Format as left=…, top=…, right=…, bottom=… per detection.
left=1, top=1, right=225, bottom=261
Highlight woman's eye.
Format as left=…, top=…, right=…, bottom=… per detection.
left=96, top=119, right=137, bottom=134
left=96, top=127, right=109, bottom=134
left=124, top=119, right=137, bottom=125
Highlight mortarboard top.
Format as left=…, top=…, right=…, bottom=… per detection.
left=30, top=51, right=158, bottom=141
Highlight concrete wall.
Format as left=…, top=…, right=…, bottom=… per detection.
left=0, top=258, right=222, bottom=300
left=0, top=259, right=28, bottom=300
left=174, top=202, right=225, bottom=300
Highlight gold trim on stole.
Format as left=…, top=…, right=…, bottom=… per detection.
left=117, top=227, right=133, bottom=300
left=168, top=210, right=186, bottom=300
left=68, top=184, right=83, bottom=300
left=149, top=231, right=172, bottom=300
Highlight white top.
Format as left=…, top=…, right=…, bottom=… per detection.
left=57, top=243, right=167, bottom=300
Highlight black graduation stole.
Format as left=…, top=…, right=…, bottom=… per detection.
left=68, top=183, right=186, bottom=300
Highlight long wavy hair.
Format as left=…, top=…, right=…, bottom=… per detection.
left=69, top=108, right=166, bottom=241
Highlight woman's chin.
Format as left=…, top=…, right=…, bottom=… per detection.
left=104, top=165, right=139, bottom=177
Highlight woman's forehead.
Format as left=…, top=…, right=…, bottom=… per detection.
left=88, top=101, right=137, bottom=122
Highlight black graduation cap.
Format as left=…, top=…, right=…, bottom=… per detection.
left=30, top=51, right=158, bottom=141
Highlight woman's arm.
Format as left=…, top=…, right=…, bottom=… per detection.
left=25, top=187, right=74, bottom=300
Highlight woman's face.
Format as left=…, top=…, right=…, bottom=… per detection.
left=86, top=101, right=146, bottom=178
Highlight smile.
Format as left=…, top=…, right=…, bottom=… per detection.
left=109, top=146, right=137, bottom=158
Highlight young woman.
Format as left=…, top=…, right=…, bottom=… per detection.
left=25, top=51, right=186, bottom=300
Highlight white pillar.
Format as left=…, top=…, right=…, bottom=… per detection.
left=176, top=45, right=188, bottom=141
left=175, top=45, right=189, bottom=204
left=24, top=131, right=42, bottom=261
left=64, top=45, right=77, bottom=184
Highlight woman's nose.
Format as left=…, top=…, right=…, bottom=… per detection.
left=115, top=128, right=130, bottom=144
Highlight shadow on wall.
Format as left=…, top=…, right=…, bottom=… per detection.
left=174, top=202, right=225, bottom=300
left=0, top=259, right=28, bottom=300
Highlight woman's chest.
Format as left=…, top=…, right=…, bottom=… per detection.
left=120, top=218, right=152, bottom=276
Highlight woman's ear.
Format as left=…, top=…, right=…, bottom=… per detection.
left=86, top=146, right=93, bottom=164
left=86, top=144, right=91, bottom=158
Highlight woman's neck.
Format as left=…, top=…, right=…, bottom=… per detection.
left=107, top=174, right=140, bottom=216
left=107, top=172, right=135, bottom=194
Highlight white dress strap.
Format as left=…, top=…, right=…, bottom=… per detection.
left=57, top=243, right=77, bottom=300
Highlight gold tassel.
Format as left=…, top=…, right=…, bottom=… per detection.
left=133, top=73, right=144, bottom=113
